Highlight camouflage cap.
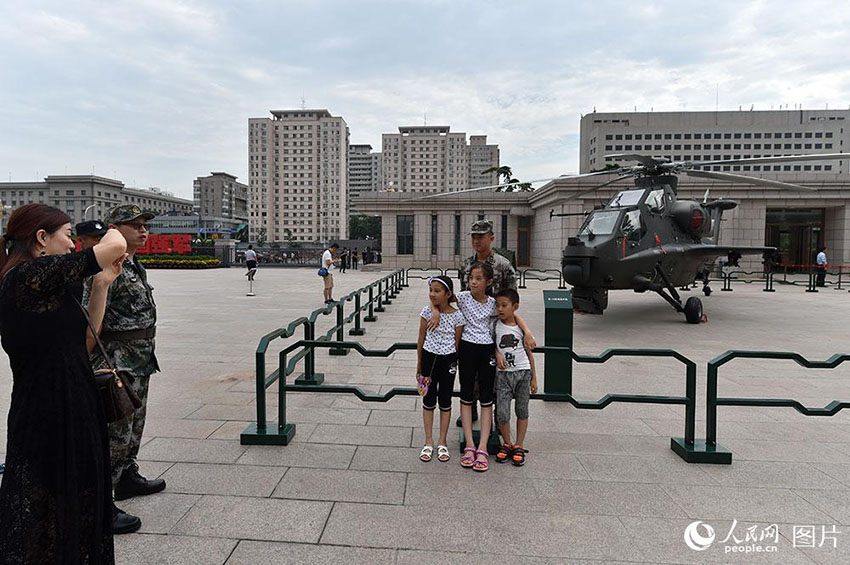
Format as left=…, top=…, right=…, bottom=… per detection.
left=75, top=219, right=108, bottom=237
left=469, top=219, right=494, bottom=235
left=106, top=204, right=156, bottom=224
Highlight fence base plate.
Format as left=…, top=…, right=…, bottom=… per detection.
left=374, top=307, right=385, bottom=312
left=670, top=438, right=732, bottom=464
left=295, top=373, right=324, bottom=385
left=364, top=316, right=377, bottom=322
left=348, top=328, right=366, bottom=336
left=329, top=348, right=349, bottom=356
left=240, top=422, right=296, bottom=445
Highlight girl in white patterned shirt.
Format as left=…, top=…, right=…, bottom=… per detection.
left=416, top=276, right=465, bottom=463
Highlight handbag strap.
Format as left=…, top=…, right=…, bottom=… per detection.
left=73, top=296, right=117, bottom=372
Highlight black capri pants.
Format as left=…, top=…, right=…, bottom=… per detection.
left=458, top=340, right=496, bottom=407
left=421, top=350, right=458, bottom=412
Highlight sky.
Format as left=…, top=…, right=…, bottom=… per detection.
left=2, top=0, right=850, bottom=199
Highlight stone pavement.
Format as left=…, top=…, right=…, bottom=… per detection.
left=2, top=266, right=850, bottom=563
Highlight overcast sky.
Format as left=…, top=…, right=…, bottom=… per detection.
left=2, top=0, right=849, bottom=199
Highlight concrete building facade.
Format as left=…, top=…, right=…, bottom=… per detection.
left=359, top=176, right=850, bottom=273
left=347, top=144, right=382, bottom=215
left=248, top=109, right=349, bottom=244
left=381, top=126, right=499, bottom=193
left=193, top=172, right=249, bottom=222
left=0, top=175, right=193, bottom=231
left=580, top=109, right=848, bottom=178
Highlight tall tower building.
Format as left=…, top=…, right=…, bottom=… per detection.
left=468, top=135, right=500, bottom=188
left=248, top=109, right=349, bottom=243
left=347, top=144, right=381, bottom=214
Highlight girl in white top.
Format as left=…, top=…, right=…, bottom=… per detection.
left=416, top=276, right=465, bottom=463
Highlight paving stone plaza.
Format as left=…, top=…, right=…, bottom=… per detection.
left=2, top=267, right=850, bottom=563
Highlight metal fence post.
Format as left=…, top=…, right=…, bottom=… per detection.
left=349, top=292, right=365, bottom=335
left=330, top=301, right=348, bottom=355
left=518, top=269, right=527, bottom=289
left=402, top=269, right=409, bottom=287
left=364, top=285, right=377, bottom=321
left=806, top=269, right=818, bottom=292
left=543, top=289, right=573, bottom=396
left=388, top=273, right=398, bottom=299
left=834, top=269, right=843, bottom=291
left=383, top=276, right=393, bottom=305
left=295, top=321, right=324, bottom=385
left=276, top=351, right=296, bottom=443
left=721, top=270, right=733, bottom=291
left=374, top=280, right=385, bottom=312
left=763, top=270, right=775, bottom=292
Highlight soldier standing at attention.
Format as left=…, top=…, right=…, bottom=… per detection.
left=83, top=204, right=165, bottom=534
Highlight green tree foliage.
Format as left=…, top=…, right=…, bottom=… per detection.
left=349, top=215, right=381, bottom=240
left=481, top=165, right=532, bottom=192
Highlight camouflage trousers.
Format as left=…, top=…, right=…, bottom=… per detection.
left=108, top=373, right=150, bottom=489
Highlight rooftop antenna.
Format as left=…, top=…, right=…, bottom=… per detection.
left=423, top=112, right=427, bottom=126
left=715, top=83, right=719, bottom=111
left=300, top=92, right=306, bottom=110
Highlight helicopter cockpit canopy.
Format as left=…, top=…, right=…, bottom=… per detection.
left=607, top=189, right=644, bottom=208
left=579, top=210, right=620, bottom=236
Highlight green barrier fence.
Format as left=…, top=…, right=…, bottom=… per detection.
left=705, top=350, right=850, bottom=464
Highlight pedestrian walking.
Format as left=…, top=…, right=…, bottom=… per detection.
left=816, top=246, right=828, bottom=287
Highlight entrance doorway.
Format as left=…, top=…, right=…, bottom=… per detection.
left=517, top=216, right=531, bottom=267
left=765, top=208, right=824, bottom=270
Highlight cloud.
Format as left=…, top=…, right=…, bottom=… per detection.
left=1, top=0, right=850, bottom=196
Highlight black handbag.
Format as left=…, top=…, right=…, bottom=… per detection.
left=75, top=298, right=142, bottom=422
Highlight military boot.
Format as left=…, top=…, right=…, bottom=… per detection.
left=114, top=463, right=166, bottom=501
left=112, top=503, right=142, bottom=535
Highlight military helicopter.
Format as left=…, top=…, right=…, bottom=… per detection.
left=413, top=152, right=845, bottom=323
left=554, top=153, right=846, bottom=322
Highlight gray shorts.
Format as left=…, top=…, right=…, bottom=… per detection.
left=495, top=369, right=532, bottom=424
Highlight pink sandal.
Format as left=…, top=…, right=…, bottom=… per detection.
left=460, top=447, right=476, bottom=468
left=473, top=449, right=489, bottom=472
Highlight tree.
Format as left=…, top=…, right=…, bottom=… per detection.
left=481, top=165, right=532, bottom=192
left=349, top=215, right=382, bottom=241
left=283, top=228, right=299, bottom=248
left=256, top=227, right=267, bottom=247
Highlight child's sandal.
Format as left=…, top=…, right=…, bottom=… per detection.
left=437, top=445, right=450, bottom=462
left=511, top=447, right=528, bottom=466
left=460, top=447, right=476, bottom=468
left=473, top=449, right=489, bottom=472
left=419, top=445, right=433, bottom=462
left=495, top=443, right=513, bottom=464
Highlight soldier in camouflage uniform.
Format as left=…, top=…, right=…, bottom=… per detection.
left=459, top=220, right=518, bottom=295
left=83, top=204, right=165, bottom=534
left=455, top=219, right=533, bottom=427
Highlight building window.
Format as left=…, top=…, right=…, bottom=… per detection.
left=454, top=215, right=461, bottom=255
left=501, top=214, right=508, bottom=249
left=431, top=214, right=438, bottom=255
left=397, top=215, right=414, bottom=255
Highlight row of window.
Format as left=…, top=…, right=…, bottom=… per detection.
left=605, top=143, right=834, bottom=152
left=604, top=131, right=836, bottom=141
left=397, top=214, right=510, bottom=256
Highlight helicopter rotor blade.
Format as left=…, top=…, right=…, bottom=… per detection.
left=410, top=169, right=622, bottom=200
left=695, top=153, right=846, bottom=167
left=606, top=153, right=669, bottom=168
left=684, top=169, right=817, bottom=191
left=554, top=174, right=635, bottom=205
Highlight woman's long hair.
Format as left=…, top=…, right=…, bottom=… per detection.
left=0, top=204, right=71, bottom=279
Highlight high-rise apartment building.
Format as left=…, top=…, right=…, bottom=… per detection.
left=248, top=109, right=349, bottom=243
left=381, top=126, right=499, bottom=193
left=347, top=144, right=382, bottom=214
left=468, top=135, right=500, bottom=189
left=580, top=110, right=848, bottom=177
left=193, top=172, right=249, bottom=221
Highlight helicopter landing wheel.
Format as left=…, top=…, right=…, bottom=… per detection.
left=684, top=297, right=703, bottom=324
left=703, top=285, right=712, bottom=296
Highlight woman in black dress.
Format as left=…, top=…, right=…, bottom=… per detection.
left=0, top=204, right=127, bottom=564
